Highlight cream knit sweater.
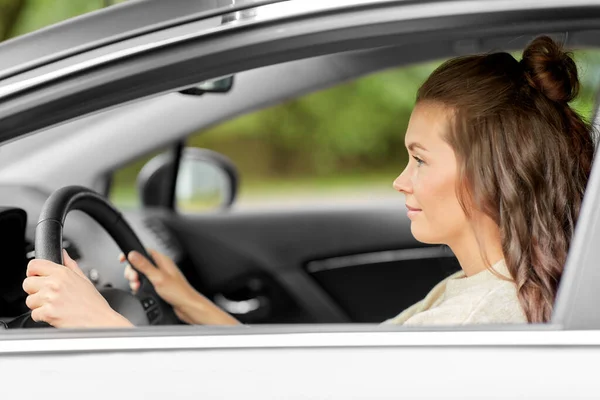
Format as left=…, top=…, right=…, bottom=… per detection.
left=383, top=259, right=527, bottom=325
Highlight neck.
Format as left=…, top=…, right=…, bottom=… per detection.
left=447, top=217, right=504, bottom=277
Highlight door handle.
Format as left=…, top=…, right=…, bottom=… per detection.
left=213, top=293, right=269, bottom=316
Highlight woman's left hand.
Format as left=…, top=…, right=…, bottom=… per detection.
left=22, top=250, right=133, bottom=328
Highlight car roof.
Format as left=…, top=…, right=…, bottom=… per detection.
left=0, top=0, right=548, bottom=83
left=0, top=0, right=287, bottom=81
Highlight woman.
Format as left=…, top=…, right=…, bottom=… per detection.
left=21, top=35, right=595, bottom=328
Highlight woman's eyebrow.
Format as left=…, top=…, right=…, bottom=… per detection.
left=407, top=142, right=428, bottom=152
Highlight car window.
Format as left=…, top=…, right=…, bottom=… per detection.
left=109, top=49, right=600, bottom=212
left=173, top=49, right=600, bottom=213
left=180, top=61, right=440, bottom=211
left=108, top=59, right=442, bottom=211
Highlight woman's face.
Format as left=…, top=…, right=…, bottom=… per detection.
left=393, top=102, right=470, bottom=244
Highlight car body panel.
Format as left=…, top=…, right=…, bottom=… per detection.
left=0, top=0, right=285, bottom=81
left=2, top=328, right=599, bottom=399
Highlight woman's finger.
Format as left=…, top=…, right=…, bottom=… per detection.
left=30, top=307, right=46, bottom=323
left=129, top=280, right=140, bottom=293
left=124, top=264, right=139, bottom=283
left=22, top=276, right=46, bottom=295
left=124, top=264, right=131, bottom=280
left=63, top=250, right=88, bottom=280
left=149, top=249, right=176, bottom=272
left=25, top=293, right=44, bottom=310
left=127, top=251, right=160, bottom=282
left=26, top=259, right=61, bottom=278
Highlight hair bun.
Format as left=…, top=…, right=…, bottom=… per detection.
left=520, top=35, right=580, bottom=103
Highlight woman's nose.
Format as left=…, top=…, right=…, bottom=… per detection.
left=393, top=168, right=412, bottom=194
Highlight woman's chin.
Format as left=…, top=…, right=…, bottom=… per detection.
left=410, top=223, right=440, bottom=244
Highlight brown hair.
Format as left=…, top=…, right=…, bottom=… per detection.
left=417, top=36, right=596, bottom=323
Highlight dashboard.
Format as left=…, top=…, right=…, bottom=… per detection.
left=0, top=184, right=184, bottom=320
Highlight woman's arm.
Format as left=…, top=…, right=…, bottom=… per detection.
left=123, top=249, right=241, bottom=325
left=22, top=248, right=239, bottom=328
left=172, top=290, right=241, bottom=325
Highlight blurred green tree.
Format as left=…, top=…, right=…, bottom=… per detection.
left=0, top=0, right=117, bottom=41
left=0, top=0, right=25, bottom=40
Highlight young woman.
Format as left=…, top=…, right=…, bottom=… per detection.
left=22, top=35, right=595, bottom=328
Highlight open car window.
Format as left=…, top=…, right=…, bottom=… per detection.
left=110, top=49, right=600, bottom=214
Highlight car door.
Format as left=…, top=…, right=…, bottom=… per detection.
left=3, top=326, right=600, bottom=399
left=3, top=1, right=600, bottom=398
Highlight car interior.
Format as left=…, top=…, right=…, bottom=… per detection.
left=0, top=15, right=599, bottom=328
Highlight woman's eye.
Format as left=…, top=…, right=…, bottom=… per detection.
left=413, top=156, right=424, bottom=166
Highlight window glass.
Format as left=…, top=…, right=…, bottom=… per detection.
left=108, top=49, right=600, bottom=212
left=177, top=60, right=441, bottom=212
left=174, top=49, right=600, bottom=212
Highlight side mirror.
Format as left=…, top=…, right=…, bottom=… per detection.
left=137, top=148, right=239, bottom=211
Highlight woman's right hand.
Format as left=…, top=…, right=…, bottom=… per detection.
left=121, top=249, right=240, bottom=325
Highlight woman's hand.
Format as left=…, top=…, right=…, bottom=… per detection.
left=121, top=249, right=240, bottom=325
left=22, top=250, right=133, bottom=328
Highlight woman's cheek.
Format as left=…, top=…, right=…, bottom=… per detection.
left=411, top=167, right=426, bottom=198
left=416, top=171, right=448, bottom=218
left=410, top=166, right=422, bottom=187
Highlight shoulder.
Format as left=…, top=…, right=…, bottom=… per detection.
left=403, top=279, right=527, bottom=326
left=382, top=270, right=465, bottom=325
left=461, top=281, right=527, bottom=324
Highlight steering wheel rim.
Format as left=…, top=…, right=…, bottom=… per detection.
left=13, top=185, right=181, bottom=328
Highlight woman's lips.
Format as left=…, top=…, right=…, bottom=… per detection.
left=406, top=204, right=422, bottom=219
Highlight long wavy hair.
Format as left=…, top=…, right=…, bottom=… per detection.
left=417, top=36, right=596, bottom=323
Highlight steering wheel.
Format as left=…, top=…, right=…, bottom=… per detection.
left=8, top=185, right=181, bottom=328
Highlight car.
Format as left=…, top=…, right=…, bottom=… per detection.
left=1, top=0, right=600, bottom=398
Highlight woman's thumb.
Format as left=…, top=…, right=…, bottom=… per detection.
left=63, top=249, right=87, bottom=279
left=149, top=248, right=175, bottom=271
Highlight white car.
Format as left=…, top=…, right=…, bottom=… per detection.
left=1, top=0, right=600, bottom=398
